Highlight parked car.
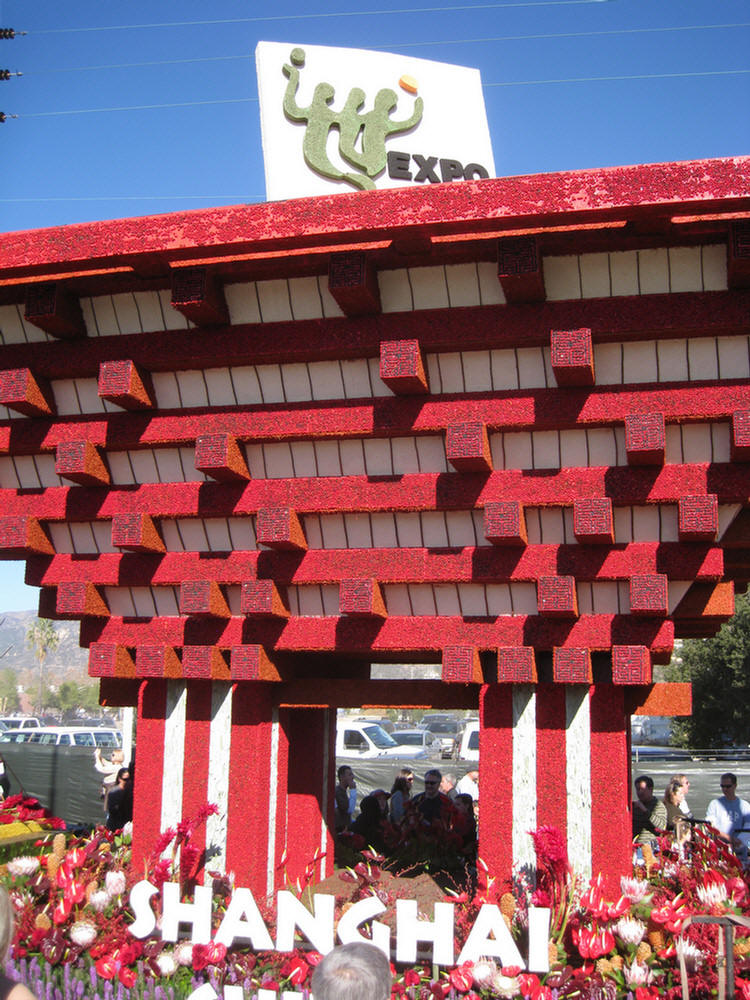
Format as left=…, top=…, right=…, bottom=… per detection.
left=0, top=726, right=122, bottom=748
left=336, top=721, right=425, bottom=759
left=458, top=721, right=480, bottom=762
left=390, top=729, right=437, bottom=751
left=422, top=719, right=461, bottom=758
left=0, top=716, right=40, bottom=730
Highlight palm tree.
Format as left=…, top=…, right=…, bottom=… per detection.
left=26, top=618, right=59, bottom=716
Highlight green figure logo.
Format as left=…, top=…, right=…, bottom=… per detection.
left=282, top=47, right=424, bottom=192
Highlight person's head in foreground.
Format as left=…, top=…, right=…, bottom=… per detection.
left=311, top=941, right=391, bottom=1000
left=0, top=885, right=37, bottom=999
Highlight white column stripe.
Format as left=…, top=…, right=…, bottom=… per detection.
left=205, top=682, right=232, bottom=873
left=320, top=708, right=331, bottom=880
left=266, top=708, right=280, bottom=901
left=161, top=681, right=187, bottom=837
left=565, top=687, right=592, bottom=880
left=512, top=685, right=537, bottom=872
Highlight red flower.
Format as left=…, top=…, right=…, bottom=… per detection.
left=52, top=898, right=72, bottom=925
left=404, top=969, right=421, bottom=987
left=574, top=926, right=615, bottom=959
left=280, top=955, right=309, bottom=986
left=307, top=951, right=323, bottom=966
left=118, top=966, right=137, bottom=988
left=519, top=973, right=542, bottom=999
left=95, top=956, right=118, bottom=980
left=449, top=963, right=475, bottom=992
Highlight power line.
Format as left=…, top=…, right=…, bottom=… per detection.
left=29, top=0, right=615, bottom=34
left=485, top=67, right=750, bottom=87
left=20, top=23, right=750, bottom=76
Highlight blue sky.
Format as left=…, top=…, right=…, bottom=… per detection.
left=0, top=0, right=748, bottom=612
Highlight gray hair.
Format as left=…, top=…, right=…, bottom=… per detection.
left=311, top=942, right=391, bottom=1000
left=0, top=887, right=15, bottom=962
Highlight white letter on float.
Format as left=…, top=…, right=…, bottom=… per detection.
left=276, top=890, right=335, bottom=954
left=215, top=888, right=274, bottom=950
left=456, top=904, right=524, bottom=966
left=128, top=880, right=159, bottom=939
left=527, top=907, right=551, bottom=973
left=161, top=882, right=213, bottom=944
left=185, top=987, right=218, bottom=1000
left=395, top=899, right=454, bottom=967
left=337, top=894, right=390, bottom=957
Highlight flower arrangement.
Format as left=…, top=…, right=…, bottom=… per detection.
left=2, top=806, right=750, bottom=1000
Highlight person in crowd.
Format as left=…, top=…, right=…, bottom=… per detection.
left=94, top=747, right=125, bottom=811
left=412, top=769, right=455, bottom=824
left=371, top=788, right=390, bottom=817
left=456, top=770, right=479, bottom=800
left=349, top=794, right=387, bottom=854
left=335, top=765, right=357, bottom=832
left=663, top=779, right=687, bottom=831
left=0, top=886, right=37, bottom=999
left=632, top=775, right=667, bottom=846
left=389, top=775, right=412, bottom=823
left=670, top=773, right=693, bottom=819
left=439, top=773, right=457, bottom=800
left=706, top=772, right=750, bottom=866
left=454, top=791, right=478, bottom=853
left=105, top=767, right=133, bottom=832
left=311, top=941, right=391, bottom=1000
left=0, top=755, right=9, bottom=799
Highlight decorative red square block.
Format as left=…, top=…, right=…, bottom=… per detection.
left=328, top=252, right=381, bottom=316
left=136, top=645, right=182, bottom=678
left=340, top=578, right=387, bottom=618
left=182, top=646, right=229, bottom=680
left=442, top=646, right=482, bottom=684
left=484, top=502, right=527, bottom=545
left=678, top=495, right=718, bottom=541
left=732, top=410, right=750, bottom=461
left=573, top=498, right=614, bottom=544
left=56, top=582, right=109, bottom=619
left=625, top=412, right=666, bottom=465
left=446, top=422, right=492, bottom=472
left=728, top=220, right=750, bottom=289
left=0, top=516, right=54, bottom=555
left=24, top=282, right=85, bottom=338
left=98, top=360, right=154, bottom=410
left=241, top=579, right=289, bottom=618
left=630, top=574, right=669, bottom=616
left=553, top=647, right=592, bottom=683
left=55, top=440, right=110, bottom=486
left=0, top=368, right=55, bottom=416
left=171, top=266, right=229, bottom=326
left=111, top=513, right=165, bottom=553
left=195, top=433, right=249, bottom=482
left=496, top=236, right=545, bottom=303
left=550, top=328, right=595, bottom=386
left=256, top=508, right=307, bottom=550
left=537, top=576, right=578, bottom=618
left=379, top=340, right=429, bottom=394
left=88, top=643, right=136, bottom=679
left=230, top=645, right=281, bottom=681
left=179, top=580, right=230, bottom=618
left=497, top=646, right=537, bottom=683
left=612, top=645, right=651, bottom=685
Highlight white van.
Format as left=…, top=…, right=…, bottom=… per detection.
left=0, top=716, right=40, bottom=730
left=336, top=720, right=426, bottom=759
left=0, top=726, right=122, bottom=748
left=458, top=721, right=479, bottom=762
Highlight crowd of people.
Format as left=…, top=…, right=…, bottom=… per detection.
left=335, top=764, right=479, bottom=874
left=633, top=770, right=750, bottom=866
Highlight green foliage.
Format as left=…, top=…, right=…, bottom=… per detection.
left=0, top=667, right=18, bottom=712
left=25, top=618, right=59, bottom=714
left=668, top=594, right=750, bottom=748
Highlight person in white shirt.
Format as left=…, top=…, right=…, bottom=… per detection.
left=456, top=770, right=479, bottom=801
left=706, top=772, right=750, bottom=866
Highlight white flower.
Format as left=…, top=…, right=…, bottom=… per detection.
left=121, top=822, right=133, bottom=839
left=6, top=856, right=40, bottom=878
left=697, top=880, right=728, bottom=908
left=471, top=960, right=498, bottom=988
left=620, top=876, right=650, bottom=902
left=69, top=920, right=98, bottom=948
left=174, top=942, right=194, bottom=966
left=615, top=916, right=646, bottom=946
left=156, top=952, right=177, bottom=977
left=88, top=890, right=110, bottom=913
left=676, top=937, right=704, bottom=972
left=104, top=870, right=127, bottom=897
left=623, top=961, right=652, bottom=987
left=491, top=971, right=520, bottom=997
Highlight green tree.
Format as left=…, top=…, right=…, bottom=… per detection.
left=0, top=667, right=18, bottom=713
left=668, top=594, right=750, bottom=748
left=25, top=618, right=59, bottom=715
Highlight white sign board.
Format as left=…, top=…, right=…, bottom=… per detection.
left=256, top=42, right=495, bottom=202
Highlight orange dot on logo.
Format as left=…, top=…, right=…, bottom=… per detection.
left=399, top=75, right=418, bottom=95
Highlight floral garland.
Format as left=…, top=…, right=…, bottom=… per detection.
left=2, top=796, right=750, bottom=1000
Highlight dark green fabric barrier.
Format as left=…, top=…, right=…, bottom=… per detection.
left=1, top=744, right=110, bottom=827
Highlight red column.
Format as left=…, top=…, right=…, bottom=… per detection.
left=132, top=680, right=167, bottom=873
left=478, top=684, right=514, bottom=886
left=589, top=685, right=631, bottom=892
